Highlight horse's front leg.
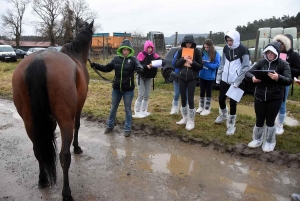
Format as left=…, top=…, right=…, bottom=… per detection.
left=60, top=131, right=73, bottom=201
left=73, top=112, right=82, bottom=154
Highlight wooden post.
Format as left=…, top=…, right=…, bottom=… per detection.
left=254, top=30, right=260, bottom=62
left=102, top=35, right=105, bottom=60
left=174, top=32, right=178, bottom=46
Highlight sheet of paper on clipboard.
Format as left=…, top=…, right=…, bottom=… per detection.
left=279, top=53, right=287, bottom=61
left=151, top=60, right=163, bottom=68
left=182, top=48, right=194, bottom=60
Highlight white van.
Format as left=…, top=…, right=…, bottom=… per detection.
left=0, top=45, right=17, bottom=62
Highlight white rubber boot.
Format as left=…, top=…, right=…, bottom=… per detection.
left=226, top=115, right=237, bottom=135
left=141, top=100, right=151, bottom=117
left=176, top=106, right=188, bottom=125
left=215, top=107, right=228, bottom=123
left=132, top=100, right=146, bottom=118
left=170, top=100, right=179, bottom=115
left=248, top=125, right=265, bottom=148
left=186, top=109, right=196, bottom=131
left=200, top=97, right=211, bottom=116
left=262, top=126, right=276, bottom=152
left=196, top=97, right=204, bottom=113
left=275, top=113, right=285, bottom=135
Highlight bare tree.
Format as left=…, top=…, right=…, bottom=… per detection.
left=69, top=0, right=100, bottom=34
left=131, top=29, right=147, bottom=54
left=0, top=0, right=31, bottom=47
left=32, top=0, right=64, bottom=46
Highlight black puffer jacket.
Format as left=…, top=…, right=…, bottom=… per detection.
left=246, top=42, right=292, bottom=101
left=273, top=34, right=300, bottom=79
left=93, top=39, right=143, bottom=91
left=174, top=35, right=203, bottom=81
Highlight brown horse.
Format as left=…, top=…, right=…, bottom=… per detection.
left=12, top=20, right=94, bottom=200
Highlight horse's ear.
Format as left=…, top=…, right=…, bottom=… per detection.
left=89, top=20, right=94, bottom=29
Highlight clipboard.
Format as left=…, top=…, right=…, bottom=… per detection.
left=182, top=48, right=194, bottom=60
left=252, top=70, right=274, bottom=80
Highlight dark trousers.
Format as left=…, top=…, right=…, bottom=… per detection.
left=199, top=78, right=214, bottom=97
left=218, top=81, right=244, bottom=115
left=178, top=79, right=197, bottom=109
left=255, top=97, right=282, bottom=127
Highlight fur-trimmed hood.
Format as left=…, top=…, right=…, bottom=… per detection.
left=273, top=34, right=291, bottom=52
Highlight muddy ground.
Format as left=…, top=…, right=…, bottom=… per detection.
left=1, top=99, right=300, bottom=201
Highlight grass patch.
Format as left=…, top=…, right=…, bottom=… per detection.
left=2, top=58, right=300, bottom=153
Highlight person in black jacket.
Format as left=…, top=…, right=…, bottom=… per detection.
left=90, top=39, right=143, bottom=137
left=246, top=41, right=292, bottom=152
left=174, top=35, right=203, bottom=131
left=132, top=40, right=163, bottom=118
left=273, top=34, right=300, bottom=135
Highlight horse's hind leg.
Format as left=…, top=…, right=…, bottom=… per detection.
left=33, top=147, right=49, bottom=188
left=60, top=126, right=74, bottom=201
left=73, top=111, right=83, bottom=154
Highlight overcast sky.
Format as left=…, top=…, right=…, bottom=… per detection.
left=0, top=0, right=299, bottom=37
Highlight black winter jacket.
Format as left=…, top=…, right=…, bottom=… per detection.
left=246, top=42, right=293, bottom=101
left=174, top=35, right=203, bottom=81
left=140, top=52, right=161, bottom=78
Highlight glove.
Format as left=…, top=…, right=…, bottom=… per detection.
left=136, top=66, right=143, bottom=74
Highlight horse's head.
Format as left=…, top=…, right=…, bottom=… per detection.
left=61, top=20, right=94, bottom=64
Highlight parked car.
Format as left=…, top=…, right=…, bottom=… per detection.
left=0, top=45, right=17, bottom=62
left=47, top=46, right=62, bottom=51
left=14, top=48, right=26, bottom=58
left=25, top=47, right=46, bottom=57
left=161, top=45, right=256, bottom=94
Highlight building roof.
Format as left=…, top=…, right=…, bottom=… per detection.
left=0, top=40, right=51, bottom=47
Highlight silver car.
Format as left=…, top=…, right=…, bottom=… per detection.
left=25, top=47, right=46, bottom=57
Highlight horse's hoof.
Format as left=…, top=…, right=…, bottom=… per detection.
left=38, top=179, right=49, bottom=188
left=63, top=195, right=74, bottom=201
left=74, top=146, right=83, bottom=154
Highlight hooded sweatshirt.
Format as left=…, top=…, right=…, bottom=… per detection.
left=93, top=39, right=143, bottom=91
left=216, top=30, right=250, bottom=87
left=137, top=40, right=161, bottom=78
left=273, top=34, right=300, bottom=79
left=245, top=42, right=292, bottom=101
left=174, top=34, right=203, bottom=81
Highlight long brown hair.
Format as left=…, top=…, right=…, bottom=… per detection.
left=203, top=39, right=216, bottom=62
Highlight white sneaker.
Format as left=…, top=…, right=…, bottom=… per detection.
left=262, top=142, right=276, bottom=152
left=200, top=109, right=210, bottom=116
left=176, top=117, right=187, bottom=125
left=196, top=107, right=203, bottom=113
left=275, top=124, right=284, bottom=135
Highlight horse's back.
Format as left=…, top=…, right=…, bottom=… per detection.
left=12, top=50, right=79, bottom=122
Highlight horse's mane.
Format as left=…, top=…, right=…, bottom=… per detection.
left=62, top=22, right=93, bottom=55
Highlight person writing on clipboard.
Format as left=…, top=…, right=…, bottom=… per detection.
left=215, top=30, right=250, bottom=135
left=245, top=41, right=292, bottom=152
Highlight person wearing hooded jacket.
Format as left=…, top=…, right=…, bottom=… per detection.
left=90, top=39, right=143, bottom=137
left=133, top=40, right=163, bottom=118
left=215, top=30, right=250, bottom=135
left=272, top=34, right=300, bottom=135
left=246, top=41, right=292, bottom=152
left=174, top=34, right=203, bottom=131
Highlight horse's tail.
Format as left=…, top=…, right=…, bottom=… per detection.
left=25, top=59, right=57, bottom=185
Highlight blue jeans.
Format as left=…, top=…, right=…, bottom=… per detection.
left=173, top=80, right=180, bottom=101
left=279, top=85, right=290, bottom=115
left=107, top=89, right=134, bottom=131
